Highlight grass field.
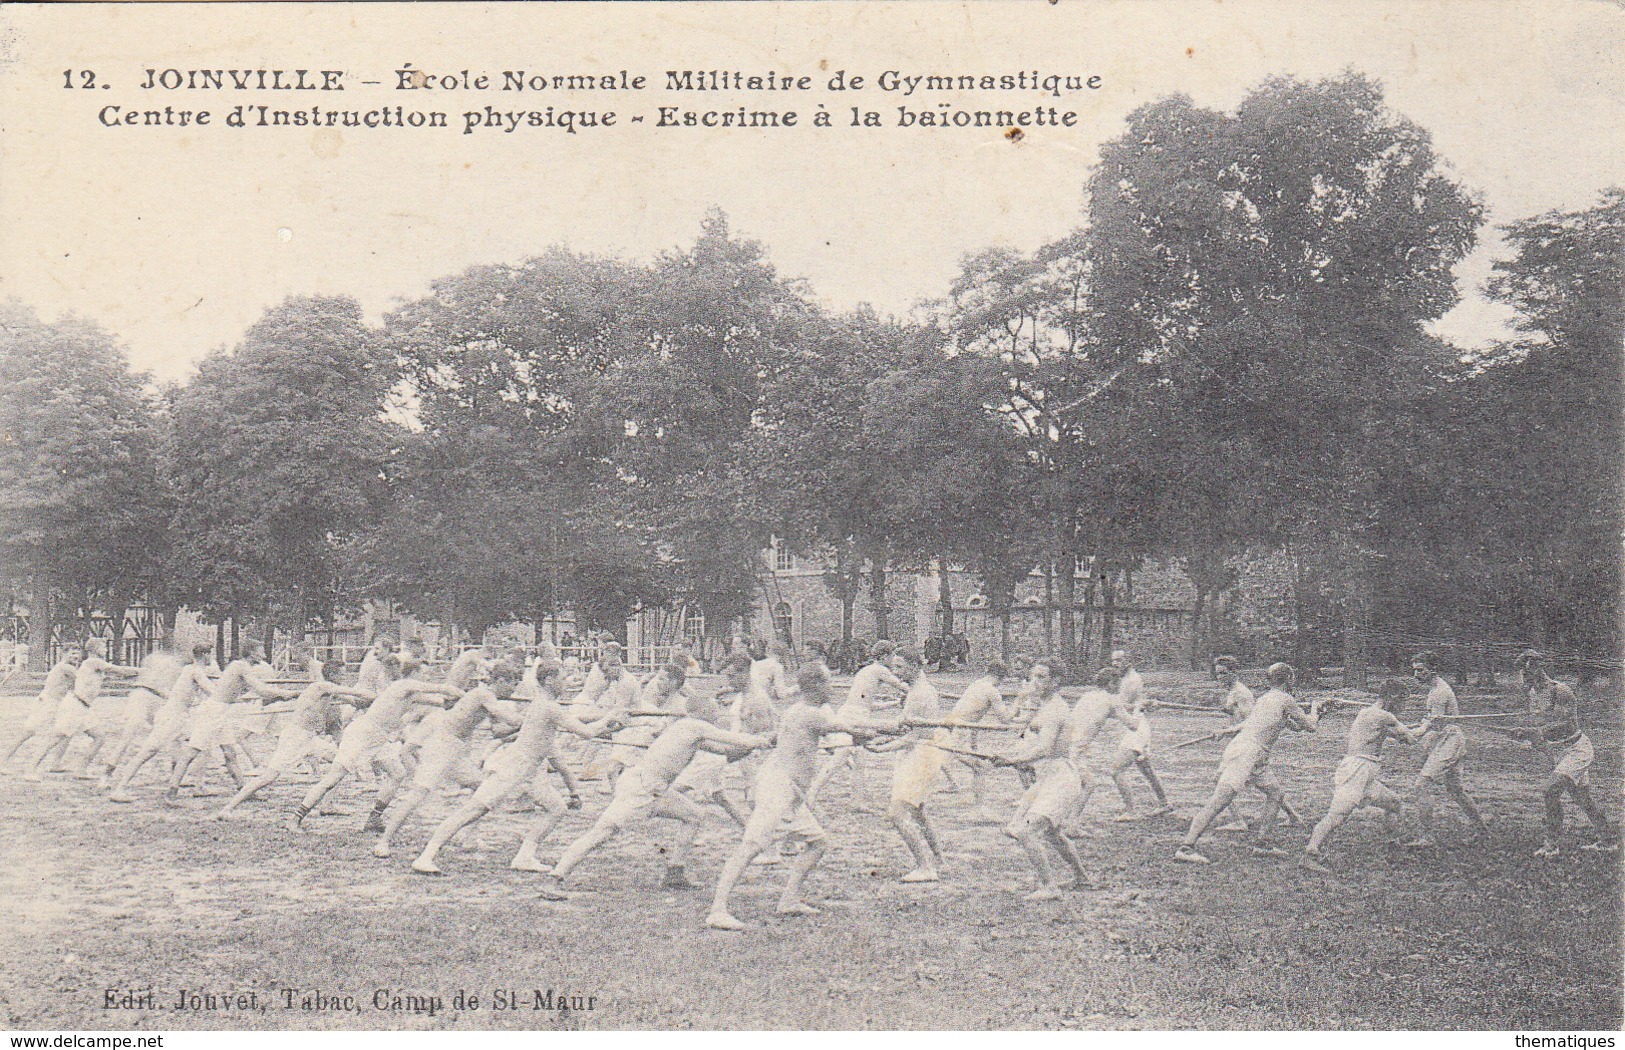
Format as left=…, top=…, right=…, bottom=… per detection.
left=0, top=671, right=1619, bottom=1031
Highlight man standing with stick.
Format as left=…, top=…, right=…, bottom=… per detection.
left=1516, top=659, right=1616, bottom=856
left=993, top=660, right=1090, bottom=900
left=705, top=662, right=898, bottom=931
left=1405, top=652, right=1488, bottom=848
left=1299, top=679, right=1429, bottom=873
left=1174, top=662, right=1319, bottom=865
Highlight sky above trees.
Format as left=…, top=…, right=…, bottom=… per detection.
left=0, top=0, right=1619, bottom=381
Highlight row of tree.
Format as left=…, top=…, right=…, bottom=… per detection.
left=1, top=72, right=1618, bottom=678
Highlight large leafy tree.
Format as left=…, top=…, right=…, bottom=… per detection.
left=0, top=301, right=172, bottom=665
left=751, top=308, right=918, bottom=641
left=1085, top=73, right=1483, bottom=682
left=166, top=296, right=392, bottom=644
left=1388, top=189, right=1625, bottom=672
left=609, top=209, right=816, bottom=634
left=372, top=249, right=663, bottom=640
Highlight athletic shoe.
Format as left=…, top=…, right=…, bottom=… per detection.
left=1580, top=839, right=1619, bottom=853
left=1533, top=843, right=1561, bottom=858
left=1251, top=844, right=1288, bottom=858
left=1173, top=846, right=1211, bottom=865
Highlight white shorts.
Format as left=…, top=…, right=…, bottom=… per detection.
left=598, top=769, right=677, bottom=828
left=140, top=701, right=191, bottom=751
left=1330, top=754, right=1399, bottom=812
left=1419, top=728, right=1468, bottom=780
left=22, top=696, right=59, bottom=734
left=264, top=725, right=337, bottom=774
left=405, top=709, right=443, bottom=750
left=333, top=719, right=398, bottom=773
left=85, top=696, right=124, bottom=735
left=1217, top=739, right=1274, bottom=793
left=49, top=697, right=93, bottom=737
left=1010, top=759, right=1082, bottom=828
left=1553, top=733, right=1594, bottom=787
left=410, top=730, right=476, bottom=791
left=672, top=750, right=726, bottom=796
left=122, top=686, right=167, bottom=734
left=473, top=749, right=564, bottom=812
left=742, top=771, right=825, bottom=845
left=1117, top=718, right=1152, bottom=759
left=890, top=743, right=947, bottom=807
left=186, top=700, right=241, bottom=752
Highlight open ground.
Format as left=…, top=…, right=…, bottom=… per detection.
left=0, top=670, right=1618, bottom=1031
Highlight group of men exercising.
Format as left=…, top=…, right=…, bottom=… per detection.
left=1, top=635, right=1614, bottom=930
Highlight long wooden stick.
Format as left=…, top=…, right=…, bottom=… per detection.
left=1147, top=700, right=1229, bottom=714
left=924, top=740, right=1007, bottom=763
left=1169, top=726, right=1241, bottom=751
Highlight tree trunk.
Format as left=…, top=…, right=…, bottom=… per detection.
left=216, top=620, right=227, bottom=668
left=1042, top=563, right=1054, bottom=652
left=1057, top=548, right=1076, bottom=667
left=28, top=590, right=52, bottom=671
left=936, top=558, right=953, bottom=640
left=1100, top=567, right=1116, bottom=658
left=1289, top=545, right=1316, bottom=675
left=1188, top=587, right=1208, bottom=671
left=868, top=561, right=890, bottom=640
left=230, top=617, right=241, bottom=662
left=1339, top=543, right=1372, bottom=690
left=109, top=601, right=128, bottom=665
left=999, top=606, right=1011, bottom=659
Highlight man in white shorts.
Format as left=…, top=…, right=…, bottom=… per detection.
left=573, top=644, right=640, bottom=786
left=289, top=652, right=461, bottom=829
left=881, top=651, right=953, bottom=882
left=942, top=656, right=1016, bottom=822
left=750, top=642, right=798, bottom=711
left=668, top=685, right=752, bottom=828
left=1518, top=662, right=1616, bottom=856
left=372, top=661, right=525, bottom=856
left=107, top=644, right=217, bottom=801
left=211, top=659, right=378, bottom=818
left=165, top=640, right=298, bottom=802
left=1300, top=679, right=1429, bottom=873
left=993, top=660, right=1090, bottom=900
left=411, top=659, right=618, bottom=877
left=1064, top=666, right=1136, bottom=826
left=1175, top=662, right=1319, bottom=865
left=1406, top=652, right=1487, bottom=848
left=806, top=640, right=908, bottom=809
left=1, top=648, right=82, bottom=772
left=1106, top=650, right=1173, bottom=821
left=97, top=644, right=185, bottom=782
left=706, top=662, right=900, bottom=931
left=546, top=697, right=769, bottom=893
left=29, top=646, right=141, bottom=779
left=605, top=660, right=689, bottom=787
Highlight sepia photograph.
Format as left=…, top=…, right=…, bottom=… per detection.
left=0, top=0, right=1619, bottom=1034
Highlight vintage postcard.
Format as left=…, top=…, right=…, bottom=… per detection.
left=0, top=0, right=1619, bottom=1036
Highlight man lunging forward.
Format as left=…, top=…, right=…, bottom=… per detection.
left=1300, top=679, right=1428, bottom=873
left=1175, top=662, right=1319, bottom=865
left=410, top=659, right=618, bottom=877
left=706, top=662, right=897, bottom=931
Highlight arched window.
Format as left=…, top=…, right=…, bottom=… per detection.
left=773, top=601, right=794, bottom=645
